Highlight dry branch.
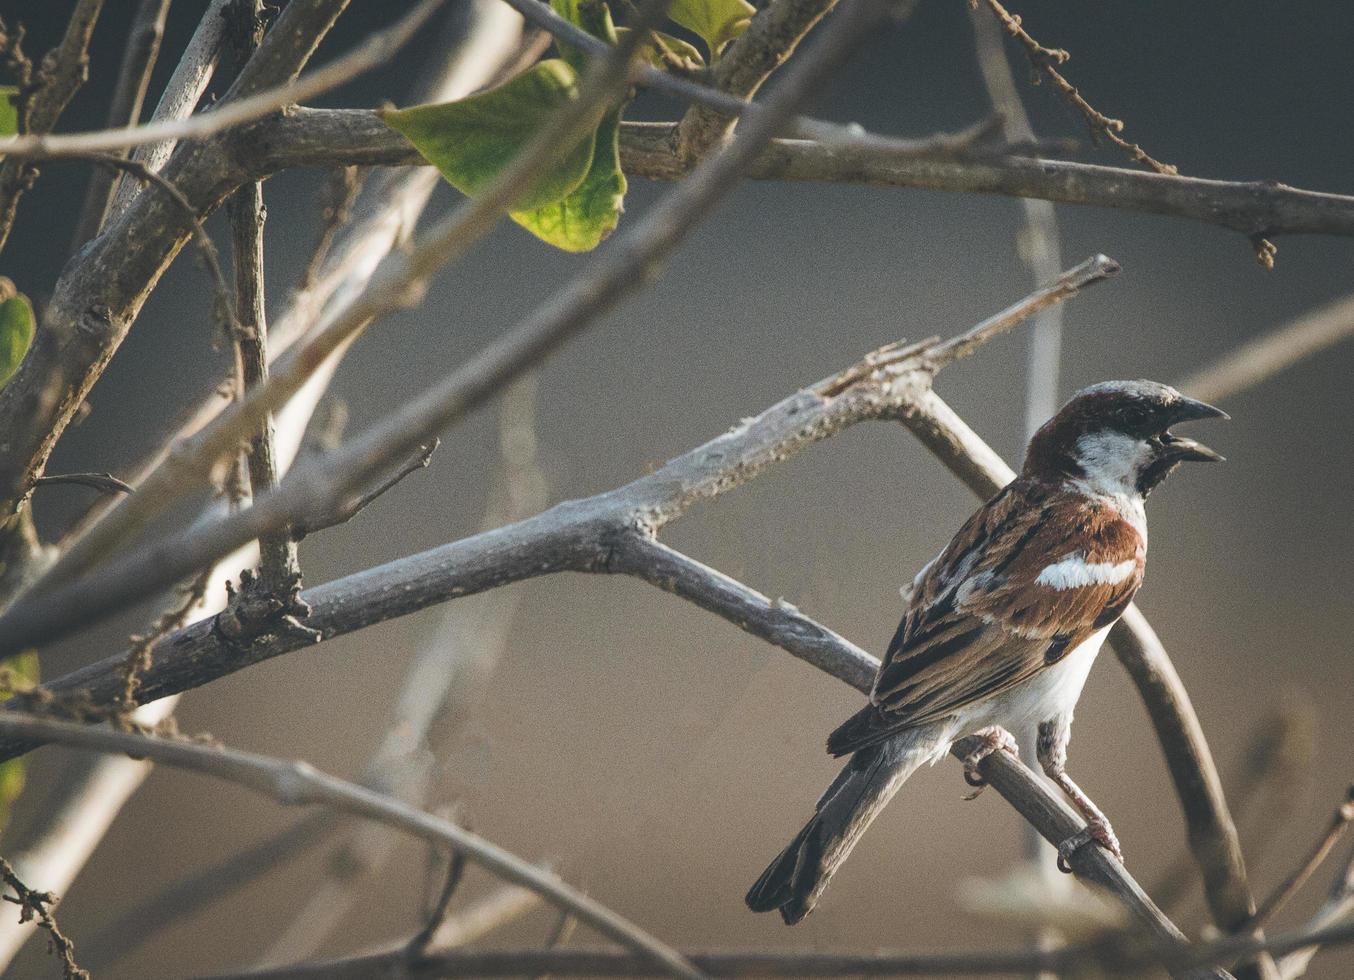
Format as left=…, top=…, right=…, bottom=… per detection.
left=253, top=111, right=1354, bottom=241
left=0, top=713, right=705, bottom=980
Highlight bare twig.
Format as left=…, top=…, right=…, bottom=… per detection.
left=107, top=0, right=230, bottom=219
left=1278, top=844, right=1354, bottom=978
left=68, top=0, right=173, bottom=249
left=1247, top=787, right=1354, bottom=932
left=289, top=440, right=438, bottom=541
left=227, top=0, right=305, bottom=606
left=32, top=473, right=134, bottom=496
left=0, top=856, right=86, bottom=980
left=0, top=0, right=444, bottom=162
left=980, top=0, right=1278, bottom=268
left=0, top=0, right=104, bottom=252
left=0, top=712, right=705, bottom=980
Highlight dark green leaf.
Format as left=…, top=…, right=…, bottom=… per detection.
left=667, top=0, right=755, bottom=55
left=0, top=289, right=35, bottom=391
left=380, top=60, right=596, bottom=214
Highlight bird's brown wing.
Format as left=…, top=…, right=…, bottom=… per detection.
left=869, top=484, right=1144, bottom=730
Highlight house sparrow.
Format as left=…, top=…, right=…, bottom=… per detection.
left=746, top=380, right=1226, bottom=924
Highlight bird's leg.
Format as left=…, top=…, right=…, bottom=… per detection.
left=960, top=725, right=1020, bottom=799
left=1037, top=718, right=1124, bottom=872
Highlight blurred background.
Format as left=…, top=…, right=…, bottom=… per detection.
left=2, top=0, right=1353, bottom=976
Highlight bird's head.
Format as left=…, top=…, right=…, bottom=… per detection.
left=1023, top=380, right=1228, bottom=496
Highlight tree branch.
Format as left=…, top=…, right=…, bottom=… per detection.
left=0, top=255, right=1113, bottom=755
left=0, top=713, right=706, bottom=980
left=68, top=0, right=172, bottom=249
left=251, top=110, right=1354, bottom=242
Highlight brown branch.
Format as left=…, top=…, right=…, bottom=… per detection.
left=68, top=0, right=173, bottom=250
left=253, top=111, right=1354, bottom=242
left=227, top=1, right=305, bottom=608
left=0, top=855, right=86, bottom=980
left=980, top=0, right=1277, bottom=268
left=675, top=0, right=841, bottom=159
left=1278, top=843, right=1354, bottom=978
left=0, top=0, right=104, bottom=252
left=0, top=712, right=706, bottom=980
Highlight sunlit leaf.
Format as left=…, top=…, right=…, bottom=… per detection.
left=512, top=106, right=626, bottom=252
left=667, top=0, right=755, bottom=56
left=380, top=60, right=596, bottom=214
left=0, top=86, right=18, bottom=137
left=0, top=285, right=35, bottom=390
left=0, top=652, right=38, bottom=834
left=616, top=28, right=706, bottom=70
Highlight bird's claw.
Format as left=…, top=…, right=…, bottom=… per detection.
left=1056, top=818, right=1124, bottom=873
left=961, top=726, right=1019, bottom=800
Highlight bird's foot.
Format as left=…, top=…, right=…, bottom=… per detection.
left=1056, top=815, right=1124, bottom=873
left=961, top=726, right=1020, bottom=800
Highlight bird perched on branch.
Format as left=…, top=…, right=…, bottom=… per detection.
left=746, top=380, right=1227, bottom=924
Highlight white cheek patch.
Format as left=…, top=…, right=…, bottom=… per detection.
left=1035, top=554, right=1137, bottom=591
left=1075, top=430, right=1150, bottom=496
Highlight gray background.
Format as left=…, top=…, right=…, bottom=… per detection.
left=2, top=0, right=1353, bottom=976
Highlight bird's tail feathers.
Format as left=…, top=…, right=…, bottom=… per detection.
left=745, top=729, right=938, bottom=924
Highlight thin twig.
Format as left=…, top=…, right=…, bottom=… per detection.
left=1278, top=844, right=1354, bottom=978
left=0, top=856, right=87, bottom=979
left=0, top=712, right=706, bottom=980
left=33, top=473, right=134, bottom=496
left=107, top=0, right=230, bottom=220
left=1247, top=787, right=1354, bottom=932
left=980, top=0, right=1277, bottom=268
left=0, top=0, right=446, bottom=161
left=68, top=0, right=173, bottom=249
left=0, top=0, right=104, bottom=252
left=290, top=440, right=438, bottom=541
left=56, top=151, right=237, bottom=335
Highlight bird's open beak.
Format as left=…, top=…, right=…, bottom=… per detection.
left=1161, top=396, right=1228, bottom=462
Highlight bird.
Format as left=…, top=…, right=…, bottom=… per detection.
left=745, top=379, right=1227, bottom=925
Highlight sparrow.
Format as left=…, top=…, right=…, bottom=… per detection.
left=745, top=380, right=1227, bottom=924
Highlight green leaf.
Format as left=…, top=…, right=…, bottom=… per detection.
left=380, top=60, right=596, bottom=213
left=0, top=287, right=34, bottom=391
left=550, top=0, right=618, bottom=71
left=0, top=86, right=18, bottom=137
left=667, top=0, right=755, bottom=55
left=615, top=28, right=706, bottom=70
left=0, top=652, right=38, bottom=834
left=512, top=106, right=626, bottom=252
